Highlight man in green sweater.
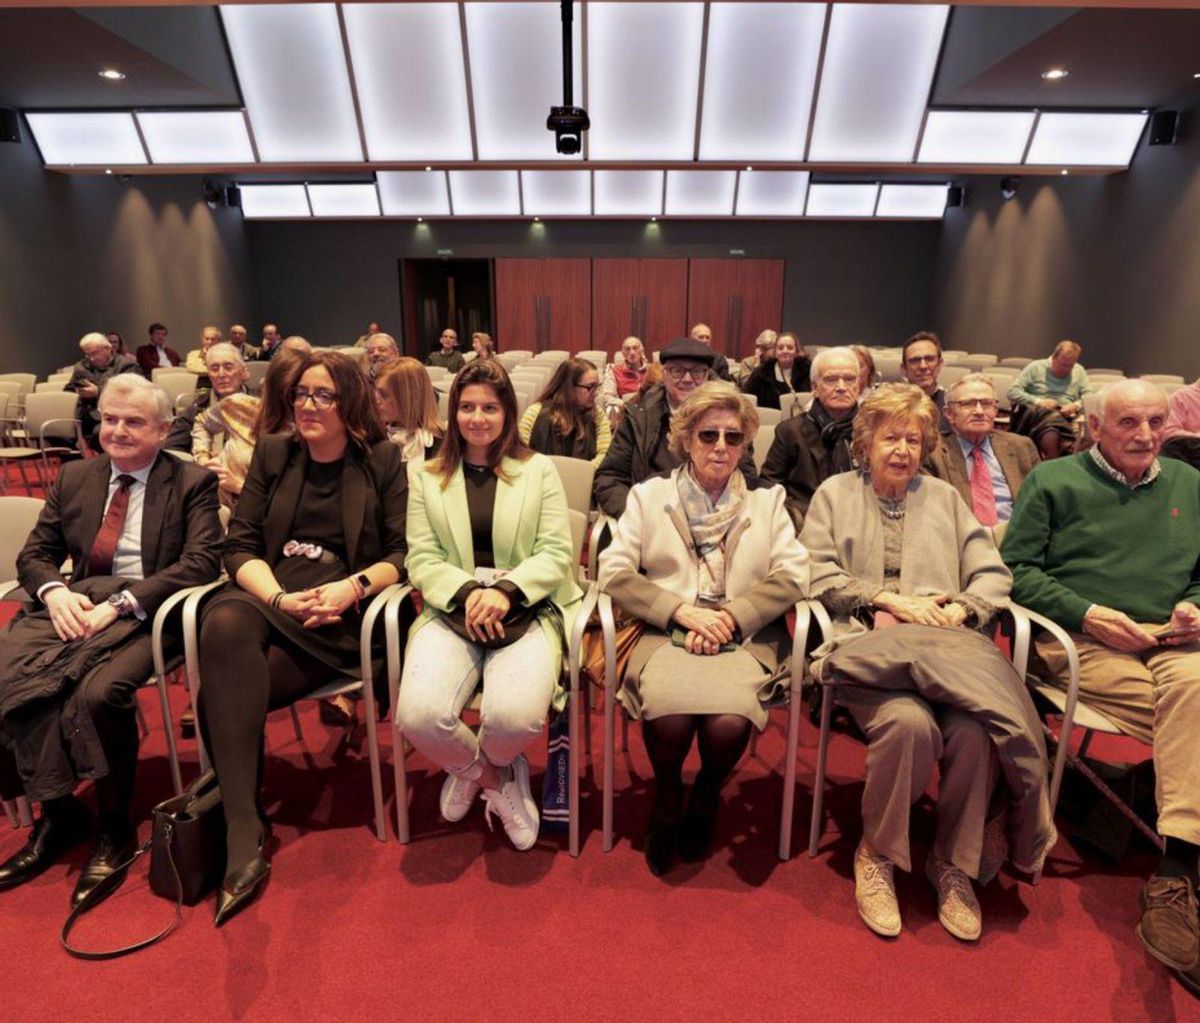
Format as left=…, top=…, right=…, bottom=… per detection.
left=1003, top=378, right=1200, bottom=993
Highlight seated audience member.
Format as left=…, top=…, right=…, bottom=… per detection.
left=689, top=322, right=733, bottom=382
left=105, top=330, right=126, bottom=357
left=185, top=325, right=224, bottom=376
left=1162, top=374, right=1200, bottom=469
left=0, top=375, right=221, bottom=906
left=66, top=332, right=141, bottom=446
left=365, top=332, right=400, bottom=382
left=279, top=335, right=312, bottom=358
left=396, top=359, right=582, bottom=852
left=742, top=331, right=812, bottom=410
left=850, top=344, right=879, bottom=397
left=738, top=330, right=778, bottom=382
left=518, top=357, right=612, bottom=468
left=600, top=336, right=650, bottom=417
left=1002, top=378, right=1200, bottom=989
left=901, top=331, right=947, bottom=420
left=928, top=374, right=1039, bottom=525
left=228, top=324, right=259, bottom=362
left=355, top=321, right=382, bottom=348
left=256, top=323, right=282, bottom=361
left=135, top=321, right=181, bottom=375
left=426, top=328, right=465, bottom=373
left=594, top=338, right=761, bottom=519
left=196, top=350, right=407, bottom=926
left=599, top=383, right=807, bottom=875
left=802, top=382, right=1054, bottom=942
left=166, top=341, right=253, bottom=452
left=472, top=332, right=496, bottom=361
left=375, top=357, right=444, bottom=472
left=760, top=346, right=860, bottom=531
left=1006, top=340, right=1092, bottom=459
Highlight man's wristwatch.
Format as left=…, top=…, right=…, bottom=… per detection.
left=107, top=592, right=135, bottom=618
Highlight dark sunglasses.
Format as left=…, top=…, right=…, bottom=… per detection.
left=696, top=428, right=745, bottom=447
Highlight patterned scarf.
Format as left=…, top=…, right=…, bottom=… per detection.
left=675, top=465, right=746, bottom=605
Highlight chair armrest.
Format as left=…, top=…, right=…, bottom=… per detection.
left=150, top=579, right=226, bottom=678
left=588, top=513, right=618, bottom=581
left=567, top=582, right=600, bottom=694
left=0, top=579, right=22, bottom=602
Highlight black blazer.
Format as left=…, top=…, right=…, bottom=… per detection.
left=16, top=452, right=223, bottom=616
left=224, top=433, right=407, bottom=580
left=743, top=358, right=812, bottom=410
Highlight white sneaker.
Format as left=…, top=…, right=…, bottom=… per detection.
left=854, top=842, right=902, bottom=938
left=926, top=854, right=982, bottom=942
left=482, top=755, right=539, bottom=851
left=439, top=772, right=481, bottom=823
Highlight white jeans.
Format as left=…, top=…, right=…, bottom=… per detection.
left=396, top=616, right=556, bottom=776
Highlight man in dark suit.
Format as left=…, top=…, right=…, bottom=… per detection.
left=0, top=374, right=221, bottom=906
left=928, top=372, right=1039, bottom=525
left=135, top=321, right=182, bottom=377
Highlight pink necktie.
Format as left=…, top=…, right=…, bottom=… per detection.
left=969, top=446, right=998, bottom=527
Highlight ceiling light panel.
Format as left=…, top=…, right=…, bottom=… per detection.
left=588, top=3, right=706, bottom=160
left=343, top=4, right=472, bottom=161
left=665, top=170, right=737, bottom=216
left=1024, top=112, right=1147, bottom=167
left=448, top=170, right=521, bottom=215
left=521, top=171, right=591, bottom=216
left=307, top=183, right=380, bottom=217
left=699, top=3, right=826, bottom=161
left=377, top=170, right=451, bottom=216
left=917, top=110, right=1036, bottom=165
left=220, top=4, right=362, bottom=162
left=239, top=184, right=310, bottom=218
left=136, top=111, right=255, bottom=164
left=26, top=113, right=146, bottom=165
left=876, top=183, right=947, bottom=218
left=805, top=183, right=879, bottom=217
left=736, top=170, right=810, bottom=216
left=466, top=3, right=582, bottom=160
left=808, top=4, right=949, bottom=163
left=594, top=170, right=664, bottom=216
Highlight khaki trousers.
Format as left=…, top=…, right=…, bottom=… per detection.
left=1034, top=630, right=1200, bottom=845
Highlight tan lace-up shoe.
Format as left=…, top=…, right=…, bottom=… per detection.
left=1138, top=875, right=1200, bottom=971
left=854, top=842, right=901, bottom=938
left=926, top=855, right=982, bottom=942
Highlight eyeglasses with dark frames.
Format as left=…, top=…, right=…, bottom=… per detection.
left=696, top=428, right=746, bottom=447
left=291, top=387, right=338, bottom=410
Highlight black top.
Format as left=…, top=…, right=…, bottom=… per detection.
left=464, top=462, right=498, bottom=570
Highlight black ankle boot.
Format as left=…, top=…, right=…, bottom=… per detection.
left=644, top=786, right=682, bottom=877
left=678, top=780, right=722, bottom=863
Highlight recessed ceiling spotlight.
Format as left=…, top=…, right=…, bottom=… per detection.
left=105, top=168, right=113, bottom=175
left=1060, top=169, right=1069, bottom=176
left=1041, top=68, right=1069, bottom=81
left=417, top=216, right=423, bottom=222
left=651, top=216, right=657, bottom=222
left=425, top=165, right=432, bottom=171
left=98, top=68, right=126, bottom=81
left=745, top=165, right=753, bottom=172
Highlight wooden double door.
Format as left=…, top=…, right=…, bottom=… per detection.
left=493, top=258, right=591, bottom=352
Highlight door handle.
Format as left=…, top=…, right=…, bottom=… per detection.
left=629, top=297, right=638, bottom=338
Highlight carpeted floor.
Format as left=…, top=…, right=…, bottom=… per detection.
left=1, top=679, right=1197, bottom=1023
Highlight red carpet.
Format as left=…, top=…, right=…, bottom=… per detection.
left=1, top=681, right=1198, bottom=1022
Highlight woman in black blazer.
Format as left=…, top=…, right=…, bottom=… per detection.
left=197, top=350, right=407, bottom=926
left=742, top=332, right=811, bottom=410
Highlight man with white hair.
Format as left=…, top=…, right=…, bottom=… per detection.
left=165, top=341, right=251, bottom=452
left=228, top=324, right=259, bottom=362
left=0, top=375, right=221, bottom=907
left=365, top=331, right=400, bottom=382
left=928, top=373, right=1039, bottom=525
left=65, top=332, right=140, bottom=447
left=1003, top=378, right=1200, bottom=992
left=600, top=336, right=650, bottom=418
left=1007, top=339, right=1094, bottom=459
left=689, top=322, right=733, bottom=382
left=185, top=325, right=224, bottom=376
left=760, top=346, right=860, bottom=531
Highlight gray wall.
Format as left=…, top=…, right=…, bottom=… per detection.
left=932, top=97, right=1200, bottom=376
left=246, top=218, right=941, bottom=355
left=0, top=126, right=254, bottom=377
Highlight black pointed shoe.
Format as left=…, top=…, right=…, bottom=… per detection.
left=213, top=856, right=270, bottom=927
left=71, top=831, right=139, bottom=909
left=0, top=807, right=91, bottom=892
left=678, top=783, right=721, bottom=863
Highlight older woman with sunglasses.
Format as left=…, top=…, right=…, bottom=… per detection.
left=195, top=350, right=407, bottom=926
left=599, top=382, right=808, bottom=875
left=518, top=357, right=611, bottom=467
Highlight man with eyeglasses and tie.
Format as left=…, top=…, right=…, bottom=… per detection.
left=594, top=337, right=761, bottom=519
left=0, top=375, right=221, bottom=908
left=928, top=373, right=1039, bottom=526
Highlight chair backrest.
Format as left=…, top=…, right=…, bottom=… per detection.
left=437, top=390, right=449, bottom=420
left=757, top=407, right=782, bottom=428
left=0, top=373, right=36, bottom=396
left=0, top=496, right=45, bottom=587
left=941, top=350, right=968, bottom=361
left=156, top=374, right=200, bottom=404
left=741, top=392, right=758, bottom=407
left=34, top=380, right=67, bottom=392
left=502, top=349, right=534, bottom=361
left=245, top=361, right=270, bottom=389
left=0, top=381, right=21, bottom=401
left=497, top=352, right=531, bottom=371
left=961, top=353, right=999, bottom=370
left=163, top=448, right=195, bottom=462
left=546, top=455, right=596, bottom=518
left=998, top=357, right=1032, bottom=368
left=173, top=391, right=197, bottom=414
left=1086, top=368, right=1125, bottom=376
left=424, top=365, right=449, bottom=381
left=48, top=372, right=72, bottom=383
left=939, top=365, right=971, bottom=389
left=151, top=367, right=193, bottom=384
left=576, top=351, right=607, bottom=368
left=778, top=392, right=811, bottom=419
left=567, top=509, right=587, bottom=583
left=1142, top=374, right=1185, bottom=384
left=534, top=350, right=569, bottom=363
left=24, top=391, right=79, bottom=434
left=753, top=423, right=777, bottom=472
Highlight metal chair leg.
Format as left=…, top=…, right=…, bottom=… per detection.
left=290, top=704, right=304, bottom=742
left=807, top=684, right=834, bottom=858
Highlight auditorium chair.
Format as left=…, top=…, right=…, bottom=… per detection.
left=753, top=424, right=777, bottom=474
left=0, top=391, right=84, bottom=495
left=779, top=392, right=812, bottom=419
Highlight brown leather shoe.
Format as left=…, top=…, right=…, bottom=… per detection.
left=1138, top=875, right=1200, bottom=971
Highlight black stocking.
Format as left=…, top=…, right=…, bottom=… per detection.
left=641, top=714, right=697, bottom=815
left=695, top=714, right=752, bottom=794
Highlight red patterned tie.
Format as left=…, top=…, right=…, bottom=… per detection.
left=89, top=474, right=136, bottom=575
left=968, top=446, right=998, bottom=527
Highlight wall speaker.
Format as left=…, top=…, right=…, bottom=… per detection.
left=225, top=185, right=242, bottom=209
left=0, top=109, right=20, bottom=144
left=1149, top=110, right=1179, bottom=146
left=946, top=185, right=964, bottom=208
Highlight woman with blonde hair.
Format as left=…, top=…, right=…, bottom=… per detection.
left=518, top=357, right=611, bottom=467
left=471, top=332, right=496, bottom=360
left=375, top=356, right=444, bottom=471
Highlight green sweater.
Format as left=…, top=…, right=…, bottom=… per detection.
left=1002, top=453, right=1200, bottom=631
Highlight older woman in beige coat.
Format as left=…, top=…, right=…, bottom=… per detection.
left=599, top=382, right=808, bottom=876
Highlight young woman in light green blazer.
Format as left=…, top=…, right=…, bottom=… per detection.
left=396, top=359, right=583, bottom=850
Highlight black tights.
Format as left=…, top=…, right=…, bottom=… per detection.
left=198, top=601, right=343, bottom=876
left=641, top=714, right=752, bottom=812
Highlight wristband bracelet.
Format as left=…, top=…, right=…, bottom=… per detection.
left=270, top=590, right=285, bottom=610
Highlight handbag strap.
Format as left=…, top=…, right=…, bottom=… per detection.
left=61, top=822, right=183, bottom=961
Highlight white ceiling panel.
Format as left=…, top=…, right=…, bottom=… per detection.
left=307, top=183, right=381, bottom=217
left=343, top=4, right=472, bottom=161
left=26, top=112, right=146, bottom=165
left=449, top=170, right=521, bottom=215
left=377, top=170, right=451, bottom=216
left=240, top=184, right=310, bottom=218
left=521, top=171, right=591, bottom=216
left=917, top=110, right=1036, bottom=165
left=1024, top=112, right=1147, bottom=167
left=588, top=3, right=706, bottom=160
left=736, top=170, right=810, bottom=216
left=876, top=183, right=947, bottom=218
left=805, top=182, right=879, bottom=217
left=808, top=4, right=949, bottom=163
left=220, top=4, right=362, bottom=162
left=699, top=3, right=826, bottom=161
left=594, top=170, right=664, bottom=216
left=665, top=170, right=737, bottom=216
left=136, top=111, right=255, bottom=164
left=466, top=3, right=582, bottom=160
